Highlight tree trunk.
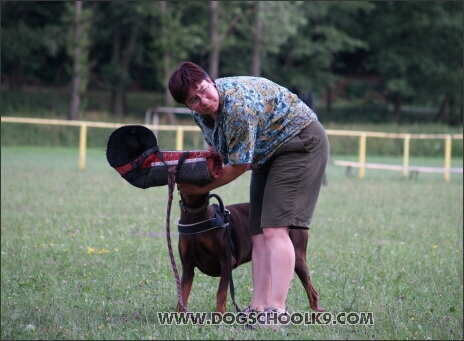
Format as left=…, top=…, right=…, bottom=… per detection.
left=393, top=93, right=403, bottom=124
left=69, top=1, right=83, bottom=121
left=435, top=93, right=450, bottom=123
left=250, top=1, right=262, bottom=76
left=206, top=2, right=253, bottom=80
left=111, top=27, right=122, bottom=118
left=113, top=86, right=125, bottom=119
left=163, top=54, right=177, bottom=125
left=112, top=21, right=139, bottom=119
left=208, top=1, right=220, bottom=79
left=325, top=86, right=332, bottom=113
left=10, top=57, right=23, bottom=92
left=160, top=1, right=177, bottom=125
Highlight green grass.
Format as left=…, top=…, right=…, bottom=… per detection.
left=1, top=146, right=463, bottom=340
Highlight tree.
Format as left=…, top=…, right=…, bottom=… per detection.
left=91, top=2, right=147, bottom=119
left=67, top=1, right=92, bottom=121
left=2, top=1, right=461, bottom=126
left=250, top=1, right=263, bottom=76
left=205, top=1, right=255, bottom=78
left=361, top=1, right=463, bottom=124
left=268, top=1, right=373, bottom=112
left=1, top=2, right=68, bottom=90
left=209, top=1, right=220, bottom=79
left=215, top=1, right=307, bottom=79
left=146, top=1, right=207, bottom=119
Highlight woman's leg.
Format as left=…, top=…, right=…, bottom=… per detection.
left=249, top=233, right=270, bottom=310
left=258, top=122, right=329, bottom=311
left=262, top=226, right=295, bottom=310
left=249, top=164, right=271, bottom=311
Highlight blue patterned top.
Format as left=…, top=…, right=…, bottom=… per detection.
left=192, top=76, right=318, bottom=167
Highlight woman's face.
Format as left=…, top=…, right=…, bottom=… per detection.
left=185, top=79, right=219, bottom=115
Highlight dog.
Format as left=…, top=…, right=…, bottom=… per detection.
left=176, top=191, right=320, bottom=314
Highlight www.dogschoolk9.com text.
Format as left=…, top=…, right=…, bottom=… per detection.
left=156, top=311, right=374, bottom=326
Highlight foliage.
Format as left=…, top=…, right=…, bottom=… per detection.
left=271, top=1, right=374, bottom=90
left=0, top=1, right=69, bottom=87
left=358, top=1, right=463, bottom=123
left=1, top=1, right=462, bottom=124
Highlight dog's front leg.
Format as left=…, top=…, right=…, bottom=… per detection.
left=177, top=264, right=195, bottom=312
left=215, top=259, right=230, bottom=314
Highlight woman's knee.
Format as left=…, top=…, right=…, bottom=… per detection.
left=262, top=226, right=289, bottom=240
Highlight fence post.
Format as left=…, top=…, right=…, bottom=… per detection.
left=145, top=107, right=159, bottom=137
left=444, top=135, right=452, bottom=182
left=358, top=133, right=366, bottom=179
left=403, top=135, right=410, bottom=178
left=176, top=127, right=184, bottom=150
left=79, top=123, right=87, bottom=170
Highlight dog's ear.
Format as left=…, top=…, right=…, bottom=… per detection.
left=106, top=125, right=157, bottom=167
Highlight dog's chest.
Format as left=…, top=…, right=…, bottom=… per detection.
left=181, top=234, right=225, bottom=276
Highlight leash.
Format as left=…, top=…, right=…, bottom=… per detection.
left=165, top=151, right=190, bottom=313
left=209, top=194, right=242, bottom=313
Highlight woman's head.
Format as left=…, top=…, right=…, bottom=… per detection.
left=169, top=61, right=219, bottom=114
left=169, top=61, right=210, bottom=104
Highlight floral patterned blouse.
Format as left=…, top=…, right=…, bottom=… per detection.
left=192, top=76, right=317, bottom=168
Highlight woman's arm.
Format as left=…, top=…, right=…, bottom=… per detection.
left=177, top=163, right=250, bottom=195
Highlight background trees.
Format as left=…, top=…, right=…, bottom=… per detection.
left=356, top=1, right=463, bottom=124
left=1, top=1, right=462, bottom=125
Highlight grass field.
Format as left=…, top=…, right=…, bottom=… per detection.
left=1, top=146, right=462, bottom=340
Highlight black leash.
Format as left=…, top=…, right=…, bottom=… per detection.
left=209, top=194, right=242, bottom=313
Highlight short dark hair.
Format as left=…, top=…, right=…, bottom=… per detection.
left=168, top=61, right=210, bottom=104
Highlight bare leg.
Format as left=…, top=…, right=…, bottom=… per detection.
left=249, top=234, right=270, bottom=311
left=262, top=226, right=295, bottom=310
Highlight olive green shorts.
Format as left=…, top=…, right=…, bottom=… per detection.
left=249, top=120, right=329, bottom=236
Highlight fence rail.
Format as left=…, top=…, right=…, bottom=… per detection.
left=2, top=116, right=462, bottom=182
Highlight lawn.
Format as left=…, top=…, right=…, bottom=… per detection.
left=1, top=146, right=462, bottom=340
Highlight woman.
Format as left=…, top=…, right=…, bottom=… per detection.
left=168, top=61, right=329, bottom=324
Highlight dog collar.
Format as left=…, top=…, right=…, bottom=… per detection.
left=177, top=204, right=229, bottom=235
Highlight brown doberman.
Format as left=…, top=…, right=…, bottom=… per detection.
left=176, top=191, right=321, bottom=314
